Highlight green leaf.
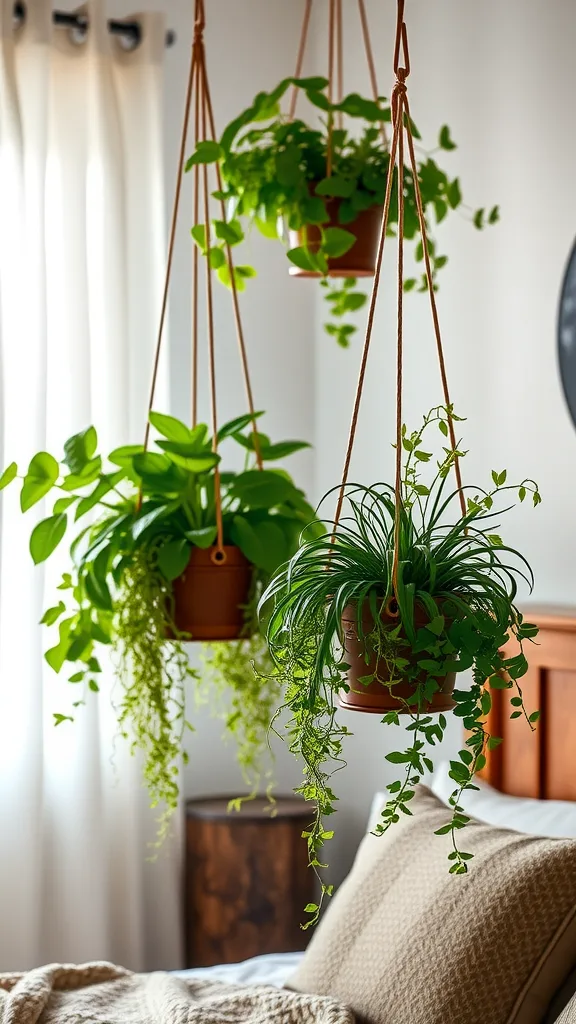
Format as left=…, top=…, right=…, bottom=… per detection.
left=45, top=617, right=74, bottom=673
left=133, top=452, right=172, bottom=477
left=40, top=601, right=66, bottom=626
left=149, top=412, right=193, bottom=443
left=63, top=427, right=97, bottom=475
left=131, top=503, right=172, bottom=541
left=218, top=411, right=265, bottom=442
left=108, top=444, right=144, bottom=471
left=385, top=751, right=411, bottom=764
left=88, top=679, right=100, bottom=693
left=30, top=513, right=67, bottom=564
left=473, top=208, right=485, bottom=230
left=53, top=496, right=76, bottom=514
left=21, top=452, right=59, bottom=511
left=84, top=571, right=112, bottom=612
left=0, top=462, right=17, bottom=491
left=287, top=246, right=317, bottom=273
left=439, top=125, right=457, bottom=151
left=185, top=526, right=218, bottom=549
left=275, top=146, right=304, bottom=188
left=304, top=903, right=318, bottom=914
left=191, top=224, right=206, bottom=252
left=488, top=205, right=500, bottom=225
left=53, top=713, right=74, bottom=726
left=185, top=140, right=223, bottom=169
left=255, top=217, right=279, bottom=239
left=230, top=515, right=288, bottom=573
left=157, top=538, right=191, bottom=581
left=260, top=440, right=311, bottom=461
left=206, top=247, right=224, bottom=270
left=231, top=470, right=296, bottom=509
left=60, top=458, right=102, bottom=491
left=214, top=219, right=244, bottom=246
left=315, top=176, right=354, bottom=199
left=322, top=227, right=356, bottom=258
left=75, top=472, right=124, bottom=520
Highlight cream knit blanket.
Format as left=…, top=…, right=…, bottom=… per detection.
left=0, top=962, right=354, bottom=1024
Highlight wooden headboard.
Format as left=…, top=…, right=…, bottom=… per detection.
left=482, top=607, right=576, bottom=800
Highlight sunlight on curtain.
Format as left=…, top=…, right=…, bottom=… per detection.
left=0, top=0, right=180, bottom=972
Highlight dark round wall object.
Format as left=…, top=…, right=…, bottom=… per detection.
left=559, top=239, right=576, bottom=431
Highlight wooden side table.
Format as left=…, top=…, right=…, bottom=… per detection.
left=185, top=795, right=314, bottom=968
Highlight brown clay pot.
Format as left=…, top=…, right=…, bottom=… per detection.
left=171, top=545, right=252, bottom=642
left=288, top=197, right=383, bottom=278
left=339, top=600, right=456, bottom=715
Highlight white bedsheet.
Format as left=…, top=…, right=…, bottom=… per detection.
left=175, top=951, right=304, bottom=987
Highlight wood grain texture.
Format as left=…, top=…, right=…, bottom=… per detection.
left=482, top=606, right=576, bottom=798
left=185, top=796, right=314, bottom=968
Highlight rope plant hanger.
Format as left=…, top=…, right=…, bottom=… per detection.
left=185, top=0, right=497, bottom=349
left=0, top=0, right=319, bottom=836
left=261, top=0, right=541, bottom=916
left=286, top=0, right=389, bottom=280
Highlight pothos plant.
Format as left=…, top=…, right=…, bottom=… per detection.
left=186, top=76, right=498, bottom=348
left=260, top=406, right=541, bottom=924
left=0, top=410, right=318, bottom=836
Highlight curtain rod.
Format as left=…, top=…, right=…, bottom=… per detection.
left=13, top=2, right=176, bottom=48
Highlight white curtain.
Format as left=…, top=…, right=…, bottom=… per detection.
left=0, top=0, right=182, bottom=972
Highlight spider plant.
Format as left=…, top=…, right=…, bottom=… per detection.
left=261, top=406, right=541, bottom=923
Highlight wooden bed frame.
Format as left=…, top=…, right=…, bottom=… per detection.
left=482, top=606, right=576, bottom=800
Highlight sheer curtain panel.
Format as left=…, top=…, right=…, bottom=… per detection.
left=0, top=0, right=182, bottom=972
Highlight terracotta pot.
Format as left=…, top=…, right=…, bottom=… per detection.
left=288, top=197, right=383, bottom=278
left=171, top=545, right=252, bottom=642
left=339, top=600, right=456, bottom=715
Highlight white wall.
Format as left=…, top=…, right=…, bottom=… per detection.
left=154, top=0, right=576, bottom=886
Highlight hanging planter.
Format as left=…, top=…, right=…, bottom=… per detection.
left=260, top=1, right=541, bottom=927
left=0, top=0, right=321, bottom=837
left=339, top=599, right=456, bottom=714
left=0, top=411, right=319, bottom=832
left=287, top=200, right=382, bottom=279
left=172, top=545, right=253, bottom=641
left=186, top=0, right=498, bottom=347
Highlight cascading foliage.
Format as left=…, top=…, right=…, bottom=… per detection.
left=261, top=406, right=541, bottom=924
left=0, top=410, right=319, bottom=835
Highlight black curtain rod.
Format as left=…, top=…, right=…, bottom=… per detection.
left=13, top=2, right=176, bottom=48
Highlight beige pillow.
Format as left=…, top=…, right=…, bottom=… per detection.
left=288, top=787, right=576, bottom=1024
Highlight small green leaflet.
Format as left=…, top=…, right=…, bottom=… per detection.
left=0, top=462, right=17, bottom=491
left=30, top=513, right=68, bottom=564
left=157, top=538, right=191, bottom=581
left=21, top=452, right=59, bottom=511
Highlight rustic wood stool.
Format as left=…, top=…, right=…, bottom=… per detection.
left=185, top=795, right=315, bottom=968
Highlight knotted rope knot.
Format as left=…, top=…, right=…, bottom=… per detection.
left=193, top=17, right=204, bottom=44
left=391, top=76, right=407, bottom=125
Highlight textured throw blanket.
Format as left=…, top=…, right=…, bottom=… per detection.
left=0, top=962, right=354, bottom=1024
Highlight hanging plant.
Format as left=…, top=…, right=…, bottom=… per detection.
left=262, top=406, right=541, bottom=924
left=0, top=411, right=319, bottom=836
left=258, top=1, right=540, bottom=926
left=186, top=75, right=497, bottom=348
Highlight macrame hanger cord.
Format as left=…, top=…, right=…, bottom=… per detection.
left=326, top=0, right=336, bottom=176
left=288, top=0, right=313, bottom=121
left=336, top=0, right=343, bottom=130
left=332, top=0, right=465, bottom=598
left=142, top=10, right=199, bottom=453
left=142, top=0, right=263, bottom=549
left=331, top=82, right=404, bottom=535
left=357, top=0, right=388, bottom=146
left=199, top=59, right=264, bottom=471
